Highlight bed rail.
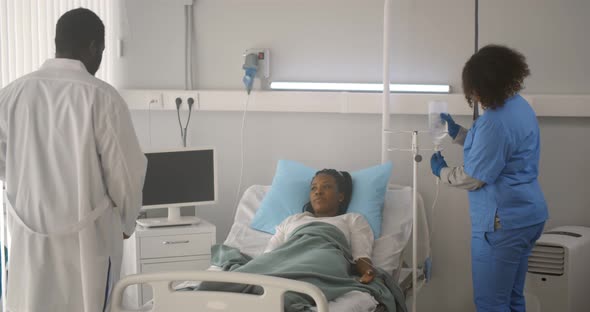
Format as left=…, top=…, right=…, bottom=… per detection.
left=110, top=271, right=329, bottom=312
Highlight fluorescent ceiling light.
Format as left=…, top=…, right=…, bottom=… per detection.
left=270, top=82, right=450, bottom=93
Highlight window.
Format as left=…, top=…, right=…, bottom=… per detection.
left=0, top=0, right=119, bottom=88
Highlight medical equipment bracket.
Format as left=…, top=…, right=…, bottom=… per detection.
left=384, top=129, right=432, bottom=311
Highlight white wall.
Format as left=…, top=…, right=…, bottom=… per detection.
left=480, top=0, right=590, bottom=94
left=120, top=1, right=590, bottom=311
left=113, top=0, right=187, bottom=88
left=192, top=0, right=473, bottom=91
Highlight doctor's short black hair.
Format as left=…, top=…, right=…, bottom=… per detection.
left=303, top=169, right=353, bottom=216
left=55, top=8, right=105, bottom=55
left=462, top=44, right=530, bottom=110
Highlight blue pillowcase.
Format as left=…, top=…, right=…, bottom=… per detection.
left=250, top=160, right=392, bottom=238
left=250, top=160, right=316, bottom=235
left=346, top=163, right=393, bottom=238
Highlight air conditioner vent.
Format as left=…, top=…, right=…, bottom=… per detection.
left=528, top=244, right=565, bottom=276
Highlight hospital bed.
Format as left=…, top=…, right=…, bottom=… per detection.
left=111, top=184, right=425, bottom=312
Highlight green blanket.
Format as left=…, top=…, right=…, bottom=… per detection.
left=200, top=222, right=407, bottom=312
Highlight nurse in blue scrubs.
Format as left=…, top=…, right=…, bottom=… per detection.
left=430, top=45, right=548, bottom=312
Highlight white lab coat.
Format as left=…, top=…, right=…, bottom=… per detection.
left=0, top=59, right=147, bottom=312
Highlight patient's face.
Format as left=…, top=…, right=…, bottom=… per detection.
left=310, top=174, right=344, bottom=217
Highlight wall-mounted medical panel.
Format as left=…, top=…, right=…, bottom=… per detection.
left=120, top=89, right=590, bottom=117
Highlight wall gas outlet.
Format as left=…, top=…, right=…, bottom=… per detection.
left=244, top=48, right=270, bottom=80
left=163, top=92, right=200, bottom=111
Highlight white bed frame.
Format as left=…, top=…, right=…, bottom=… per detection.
left=110, top=271, right=329, bottom=312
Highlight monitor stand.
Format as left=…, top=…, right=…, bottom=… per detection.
left=136, top=207, right=201, bottom=228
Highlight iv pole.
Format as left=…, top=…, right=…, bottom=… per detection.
left=382, top=2, right=437, bottom=311
left=381, top=0, right=391, bottom=165
left=382, top=2, right=421, bottom=311
left=384, top=129, right=430, bottom=312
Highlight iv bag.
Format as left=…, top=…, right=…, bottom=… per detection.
left=428, top=100, right=448, bottom=150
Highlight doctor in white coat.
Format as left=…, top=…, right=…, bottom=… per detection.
left=0, top=8, right=146, bottom=312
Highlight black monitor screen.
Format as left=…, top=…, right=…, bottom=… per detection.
left=142, top=149, right=215, bottom=206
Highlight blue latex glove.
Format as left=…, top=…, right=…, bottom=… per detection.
left=430, top=151, right=448, bottom=177
left=441, top=113, right=460, bottom=139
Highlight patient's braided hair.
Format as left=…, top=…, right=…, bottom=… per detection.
left=303, top=169, right=353, bottom=216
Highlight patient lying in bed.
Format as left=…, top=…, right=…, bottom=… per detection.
left=197, top=169, right=407, bottom=312
left=264, top=169, right=376, bottom=283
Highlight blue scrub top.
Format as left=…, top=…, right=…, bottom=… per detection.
left=464, top=94, right=548, bottom=232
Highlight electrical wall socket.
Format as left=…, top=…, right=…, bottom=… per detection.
left=146, top=92, right=163, bottom=110
left=163, top=92, right=200, bottom=111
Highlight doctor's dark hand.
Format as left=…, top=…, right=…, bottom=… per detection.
left=430, top=152, right=448, bottom=177
left=441, top=113, right=460, bottom=139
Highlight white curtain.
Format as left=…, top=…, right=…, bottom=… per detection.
left=0, top=0, right=119, bottom=88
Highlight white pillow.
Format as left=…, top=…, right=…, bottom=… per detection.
left=223, top=185, right=273, bottom=257
left=372, top=185, right=416, bottom=274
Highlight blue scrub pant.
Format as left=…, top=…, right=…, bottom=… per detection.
left=471, top=222, right=545, bottom=312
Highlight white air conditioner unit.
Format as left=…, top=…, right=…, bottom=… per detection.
left=526, top=226, right=590, bottom=312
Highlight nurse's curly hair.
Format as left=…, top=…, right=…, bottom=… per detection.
left=303, top=169, right=353, bottom=216
left=462, top=44, right=530, bottom=110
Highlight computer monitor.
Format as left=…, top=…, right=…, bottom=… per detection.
left=137, top=147, right=217, bottom=227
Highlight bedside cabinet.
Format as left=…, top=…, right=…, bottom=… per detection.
left=121, top=220, right=216, bottom=307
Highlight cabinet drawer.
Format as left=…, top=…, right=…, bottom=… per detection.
left=140, top=258, right=211, bottom=304
left=140, top=233, right=211, bottom=259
